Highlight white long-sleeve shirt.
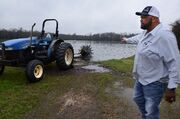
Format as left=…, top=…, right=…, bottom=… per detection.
left=126, top=24, right=180, bottom=89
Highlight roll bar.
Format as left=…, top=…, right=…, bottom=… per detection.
left=40, top=19, right=59, bottom=39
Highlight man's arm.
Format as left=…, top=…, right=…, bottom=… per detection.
left=160, top=31, right=180, bottom=103
left=160, top=33, right=180, bottom=89
left=120, top=34, right=141, bottom=44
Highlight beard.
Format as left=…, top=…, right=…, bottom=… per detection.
left=141, top=19, right=152, bottom=30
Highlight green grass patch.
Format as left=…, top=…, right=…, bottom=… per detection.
left=90, top=73, right=117, bottom=101
left=0, top=66, right=76, bottom=119
left=99, top=56, right=134, bottom=73
left=99, top=57, right=135, bottom=88
left=0, top=65, right=118, bottom=119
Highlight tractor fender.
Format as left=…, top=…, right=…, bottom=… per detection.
left=47, top=39, right=64, bottom=57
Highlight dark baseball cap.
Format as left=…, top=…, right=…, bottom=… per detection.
left=135, top=6, right=160, bottom=18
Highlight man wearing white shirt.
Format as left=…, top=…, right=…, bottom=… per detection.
left=121, top=6, right=180, bottom=119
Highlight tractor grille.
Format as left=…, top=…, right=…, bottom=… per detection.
left=0, top=43, right=26, bottom=60
left=3, top=50, right=24, bottom=60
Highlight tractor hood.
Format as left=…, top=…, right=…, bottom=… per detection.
left=3, top=37, right=38, bottom=50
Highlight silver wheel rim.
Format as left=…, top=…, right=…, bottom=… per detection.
left=65, top=48, right=73, bottom=65
left=34, top=65, right=43, bottom=78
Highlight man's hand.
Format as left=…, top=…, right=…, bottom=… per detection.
left=120, top=37, right=127, bottom=44
left=165, top=88, right=176, bottom=103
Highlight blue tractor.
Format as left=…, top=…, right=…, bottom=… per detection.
left=0, top=19, right=74, bottom=82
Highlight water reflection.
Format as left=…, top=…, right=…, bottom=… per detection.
left=66, top=40, right=136, bottom=61
left=82, top=64, right=110, bottom=73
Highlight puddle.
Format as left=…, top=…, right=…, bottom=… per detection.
left=113, top=81, right=133, bottom=100
left=82, top=64, right=110, bottom=73
left=106, top=80, right=135, bottom=104
left=121, top=88, right=134, bottom=102
left=73, top=61, right=88, bottom=66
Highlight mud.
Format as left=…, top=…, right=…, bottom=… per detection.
left=56, top=91, right=100, bottom=119
left=23, top=58, right=139, bottom=119
left=24, top=90, right=101, bottom=119
left=82, top=64, right=110, bottom=73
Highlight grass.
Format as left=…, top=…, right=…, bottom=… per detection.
left=1, top=56, right=180, bottom=119
left=99, top=56, right=134, bottom=73
left=0, top=67, right=54, bottom=119
left=0, top=65, right=119, bottom=119
left=0, top=66, right=72, bottom=119
left=99, top=56, right=135, bottom=88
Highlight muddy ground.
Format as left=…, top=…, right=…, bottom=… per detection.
left=21, top=58, right=141, bottom=119
left=22, top=58, right=180, bottom=119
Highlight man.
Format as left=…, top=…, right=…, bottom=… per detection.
left=121, top=6, right=180, bottom=119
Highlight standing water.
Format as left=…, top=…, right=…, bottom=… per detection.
left=66, top=40, right=136, bottom=61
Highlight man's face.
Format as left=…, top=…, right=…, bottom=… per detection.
left=140, top=16, right=152, bottom=30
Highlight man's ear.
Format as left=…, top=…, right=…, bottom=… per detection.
left=152, top=17, right=159, bottom=23
left=152, top=17, right=156, bottom=23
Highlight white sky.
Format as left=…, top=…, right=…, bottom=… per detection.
left=0, top=0, right=180, bottom=35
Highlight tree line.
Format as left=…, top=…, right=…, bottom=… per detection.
left=0, top=19, right=180, bottom=46
left=0, top=28, right=136, bottom=42
left=0, top=28, right=40, bottom=41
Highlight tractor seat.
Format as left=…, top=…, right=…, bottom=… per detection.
left=46, top=33, right=51, bottom=39
left=38, top=33, right=52, bottom=46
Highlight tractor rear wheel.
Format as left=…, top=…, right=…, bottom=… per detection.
left=55, top=42, right=74, bottom=70
left=0, top=65, right=5, bottom=75
left=26, top=60, right=44, bottom=82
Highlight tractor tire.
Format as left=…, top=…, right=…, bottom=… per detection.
left=55, top=42, right=74, bottom=70
left=0, top=65, right=5, bottom=75
left=26, top=60, right=44, bottom=83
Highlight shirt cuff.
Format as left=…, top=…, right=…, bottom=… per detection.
left=168, top=80, right=178, bottom=89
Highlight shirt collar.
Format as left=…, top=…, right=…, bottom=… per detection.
left=147, top=23, right=162, bottom=36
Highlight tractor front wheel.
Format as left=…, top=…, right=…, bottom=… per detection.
left=55, top=42, right=74, bottom=70
left=26, top=60, right=44, bottom=82
left=0, top=65, right=5, bottom=75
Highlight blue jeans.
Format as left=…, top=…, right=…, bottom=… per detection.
left=133, top=80, right=166, bottom=119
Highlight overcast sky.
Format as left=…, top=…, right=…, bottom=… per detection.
left=0, top=0, right=180, bottom=35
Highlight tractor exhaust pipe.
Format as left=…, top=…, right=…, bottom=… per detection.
left=30, top=23, right=36, bottom=47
